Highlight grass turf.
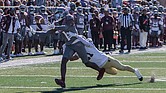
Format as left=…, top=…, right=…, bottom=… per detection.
left=0, top=52, right=166, bottom=93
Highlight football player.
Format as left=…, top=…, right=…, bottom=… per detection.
left=27, top=5, right=36, bottom=55
left=49, top=14, right=105, bottom=88
left=132, top=6, right=140, bottom=49
left=15, top=4, right=29, bottom=56
left=68, top=35, right=143, bottom=82
left=35, top=5, right=49, bottom=55
left=149, top=10, right=163, bottom=47
left=74, top=6, right=85, bottom=35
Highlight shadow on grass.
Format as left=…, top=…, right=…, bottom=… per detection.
left=29, top=82, right=142, bottom=93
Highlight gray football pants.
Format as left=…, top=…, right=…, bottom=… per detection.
left=63, top=42, right=88, bottom=64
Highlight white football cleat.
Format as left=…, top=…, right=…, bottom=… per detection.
left=135, top=69, right=143, bottom=81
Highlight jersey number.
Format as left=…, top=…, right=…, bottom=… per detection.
left=87, top=53, right=93, bottom=60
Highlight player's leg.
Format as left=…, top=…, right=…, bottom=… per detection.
left=106, top=55, right=143, bottom=81
left=107, top=56, right=135, bottom=72
left=55, top=45, right=75, bottom=88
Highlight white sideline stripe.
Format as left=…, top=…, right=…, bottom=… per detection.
left=0, top=75, right=151, bottom=78
left=69, top=61, right=166, bottom=63
left=1, top=75, right=166, bottom=81
left=0, top=86, right=166, bottom=91
left=156, top=78, right=166, bottom=82
left=10, top=66, right=166, bottom=70
left=121, top=61, right=166, bottom=63
left=23, top=67, right=166, bottom=70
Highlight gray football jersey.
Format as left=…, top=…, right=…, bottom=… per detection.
left=74, top=13, right=85, bottom=29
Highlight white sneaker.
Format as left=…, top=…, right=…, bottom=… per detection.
left=35, top=52, right=41, bottom=55
left=53, top=49, right=59, bottom=55
left=28, top=52, right=33, bottom=56
left=135, top=69, right=143, bottom=81
left=39, top=51, right=46, bottom=55
left=16, top=53, right=24, bottom=57
left=10, top=54, right=16, bottom=57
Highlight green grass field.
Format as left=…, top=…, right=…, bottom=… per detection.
left=0, top=52, right=166, bottom=93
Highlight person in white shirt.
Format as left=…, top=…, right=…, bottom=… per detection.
left=68, top=35, right=143, bottom=81
left=0, top=8, right=20, bottom=61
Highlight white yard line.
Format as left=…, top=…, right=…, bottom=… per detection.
left=1, top=75, right=166, bottom=81
left=0, top=75, right=154, bottom=78
left=63, top=60, right=166, bottom=63
left=93, top=88, right=166, bottom=90
left=121, top=61, right=166, bottom=63
left=0, top=86, right=166, bottom=91
left=3, top=67, right=166, bottom=70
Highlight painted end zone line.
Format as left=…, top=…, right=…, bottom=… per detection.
left=0, top=86, right=166, bottom=91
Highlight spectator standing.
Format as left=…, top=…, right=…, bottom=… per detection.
left=118, top=7, right=134, bottom=53
left=101, top=9, right=115, bottom=51
left=112, top=10, right=119, bottom=50
left=0, top=8, right=20, bottom=61
left=99, top=7, right=105, bottom=49
left=139, top=8, right=149, bottom=49
left=90, top=13, right=100, bottom=49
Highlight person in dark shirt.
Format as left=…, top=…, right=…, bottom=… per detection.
left=101, top=9, right=114, bottom=52
left=139, top=8, right=149, bottom=49
left=90, top=13, right=101, bottom=49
